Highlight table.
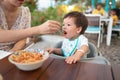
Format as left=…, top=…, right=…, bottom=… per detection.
left=111, top=65, right=120, bottom=80
left=0, top=57, right=54, bottom=80
left=101, top=17, right=113, bottom=46
left=0, top=56, right=114, bottom=80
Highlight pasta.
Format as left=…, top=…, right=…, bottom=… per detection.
left=11, top=51, right=43, bottom=63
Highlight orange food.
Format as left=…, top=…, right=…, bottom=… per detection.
left=11, top=51, right=43, bottom=63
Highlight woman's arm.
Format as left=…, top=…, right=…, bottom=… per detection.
left=0, top=27, right=38, bottom=42
left=0, top=20, right=60, bottom=43
left=10, top=39, right=26, bottom=52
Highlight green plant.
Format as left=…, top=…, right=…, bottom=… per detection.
left=23, top=0, right=38, bottom=12
left=31, top=6, right=64, bottom=27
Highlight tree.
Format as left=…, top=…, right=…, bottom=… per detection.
left=24, top=0, right=38, bottom=12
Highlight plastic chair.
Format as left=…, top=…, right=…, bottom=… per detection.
left=112, top=21, right=120, bottom=35
left=81, top=42, right=110, bottom=65
left=50, top=41, right=110, bottom=65
left=85, top=14, right=103, bottom=48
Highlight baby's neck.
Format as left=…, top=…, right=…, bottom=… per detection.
left=69, top=35, right=80, bottom=41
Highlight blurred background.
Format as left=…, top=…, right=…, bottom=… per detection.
left=24, top=0, right=120, bottom=26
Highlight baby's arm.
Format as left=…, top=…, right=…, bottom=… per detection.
left=46, top=48, right=62, bottom=55
left=65, top=45, right=88, bottom=64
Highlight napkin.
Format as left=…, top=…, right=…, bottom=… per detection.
left=0, top=50, right=11, bottom=60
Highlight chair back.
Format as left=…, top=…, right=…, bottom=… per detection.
left=87, top=42, right=98, bottom=58
left=112, top=20, right=120, bottom=31
left=85, top=14, right=102, bottom=48
left=85, top=14, right=101, bottom=27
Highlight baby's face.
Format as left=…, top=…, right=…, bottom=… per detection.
left=110, top=11, right=116, bottom=15
left=62, top=17, right=81, bottom=40
left=97, top=5, right=102, bottom=10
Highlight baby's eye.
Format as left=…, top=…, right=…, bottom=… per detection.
left=67, top=24, right=71, bottom=26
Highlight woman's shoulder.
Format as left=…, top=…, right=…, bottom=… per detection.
left=21, top=6, right=30, bottom=13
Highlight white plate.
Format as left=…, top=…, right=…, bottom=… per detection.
left=8, top=50, right=49, bottom=71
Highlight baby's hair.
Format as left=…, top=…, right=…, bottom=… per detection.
left=63, top=11, right=88, bottom=34
left=111, top=9, right=117, bottom=13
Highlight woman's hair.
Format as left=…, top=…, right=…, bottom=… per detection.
left=63, top=11, right=88, bottom=34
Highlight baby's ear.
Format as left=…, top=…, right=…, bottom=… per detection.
left=77, top=27, right=82, bottom=34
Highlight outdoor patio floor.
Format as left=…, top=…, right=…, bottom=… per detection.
left=85, top=34, right=120, bottom=65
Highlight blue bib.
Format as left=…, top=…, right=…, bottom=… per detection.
left=62, top=37, right=79, bottom=57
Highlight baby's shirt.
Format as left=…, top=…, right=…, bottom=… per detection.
left=111, top=15, right=119, bottom=26
left=61, top=35, right=88, bottom=57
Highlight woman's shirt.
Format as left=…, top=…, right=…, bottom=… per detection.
left=61, top=35, right=88, bottom=57
left=0, top=6, right=31, bottom=51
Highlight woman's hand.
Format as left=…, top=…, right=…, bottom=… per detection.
left=38, top=20, right=61, bottom=34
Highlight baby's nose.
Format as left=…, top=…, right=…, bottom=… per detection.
left=62, top=26, right=66, bottom=30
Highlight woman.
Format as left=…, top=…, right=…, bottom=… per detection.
left=0, top=0, right=60, bottom=51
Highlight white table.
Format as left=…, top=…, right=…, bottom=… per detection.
left=101, top=17, right=113, bottom=46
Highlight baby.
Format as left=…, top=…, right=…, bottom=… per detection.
left=109, top=9, right=119, bottom=26
left=47, top=11, right=89, bottom=64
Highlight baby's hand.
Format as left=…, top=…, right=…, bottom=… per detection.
left=46, top=48, right=54, bottom=54
left=65, top=54, right=81, bottom=64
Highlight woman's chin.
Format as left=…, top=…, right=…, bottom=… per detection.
left=16, top=2, right=24, bottom=6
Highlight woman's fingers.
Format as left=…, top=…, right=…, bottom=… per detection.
left=48, top=21, right=61, bottom=31
left=39, top=20, right=61, bottom=34
left=49, top=27, right=60, bottom=33
left=46, top=20, right=61, bottom=29
left=48, top=20, right=61, bottom=27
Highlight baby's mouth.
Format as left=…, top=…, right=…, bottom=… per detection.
left=63, top=30, right=67, bottom=35
left=18, top=0, right=24, bottom=1
left=18, top=0, right=24, bottom=2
